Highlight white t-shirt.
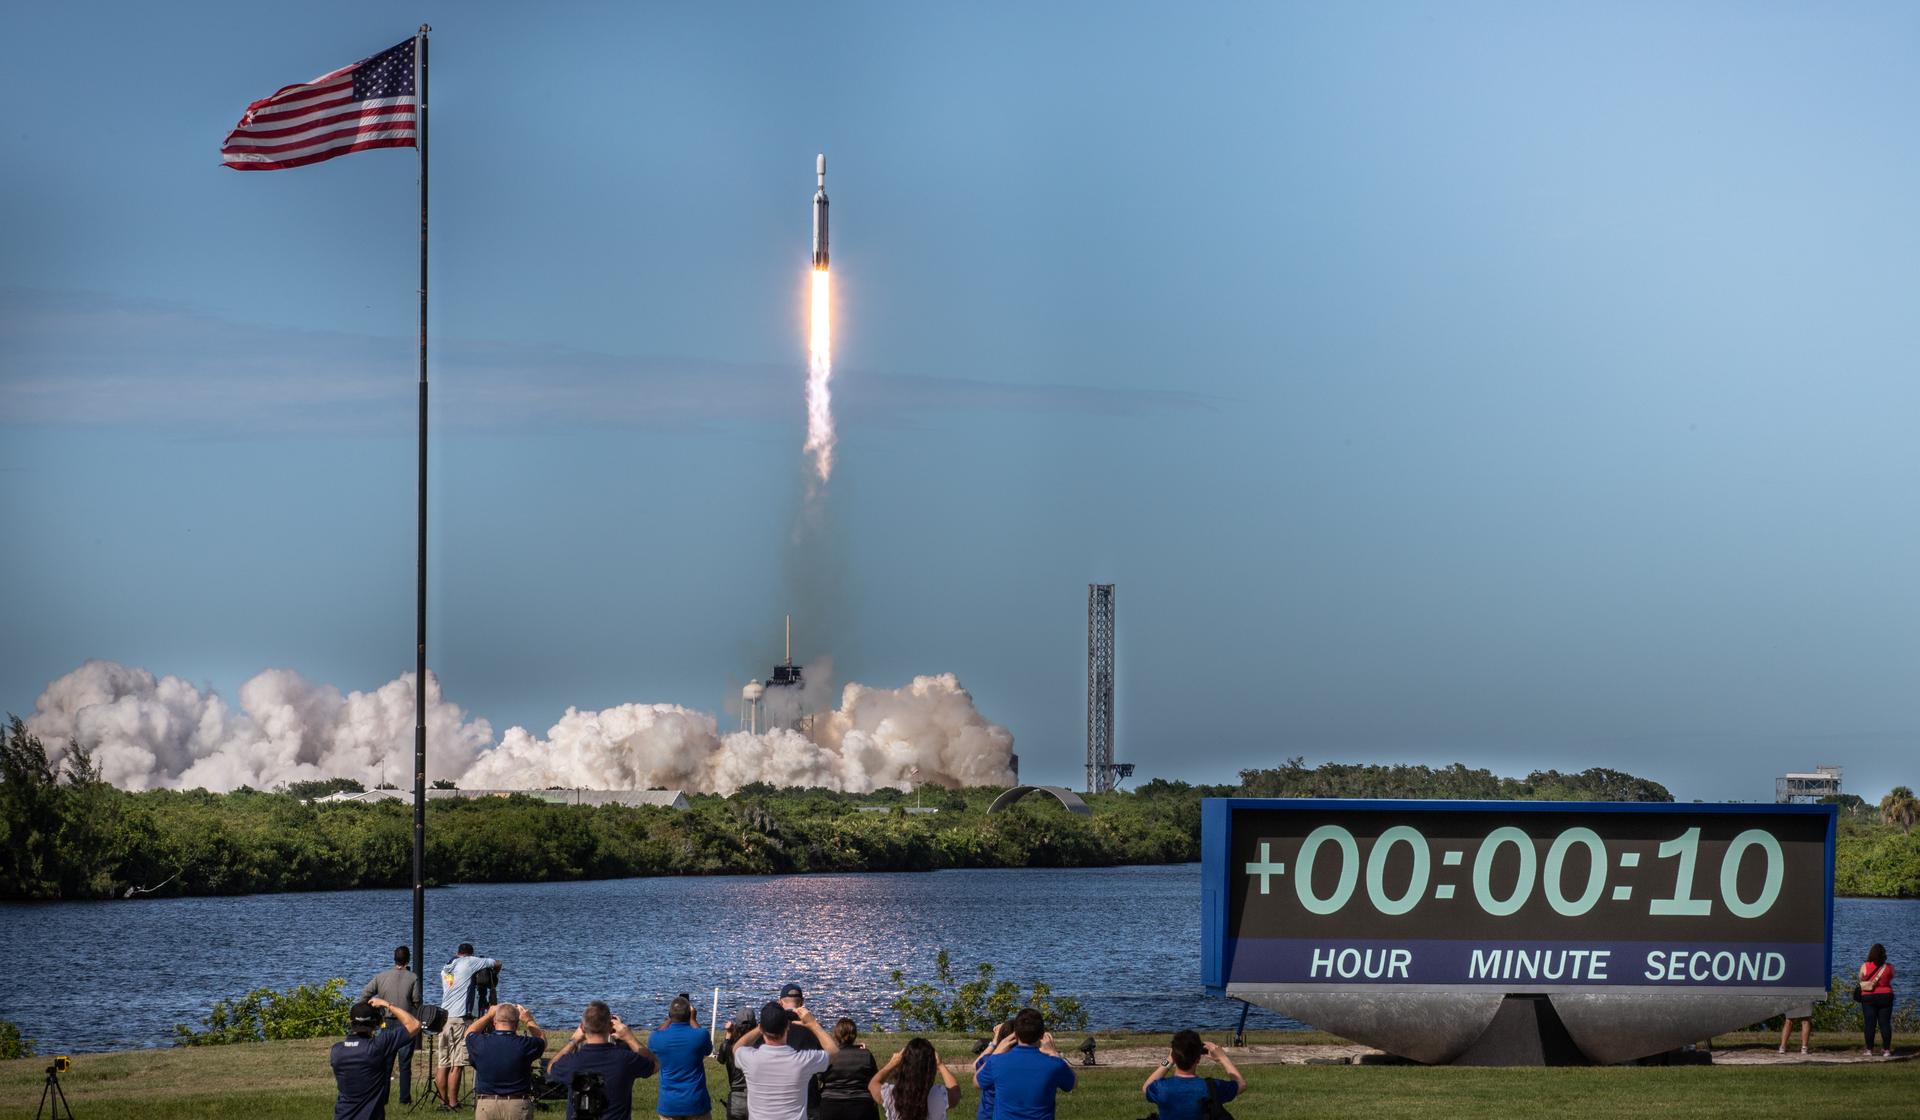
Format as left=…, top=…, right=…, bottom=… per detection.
left=736, top=1043, right=832, bottom=1120
left=882, top=1081, right=949, bottom=1120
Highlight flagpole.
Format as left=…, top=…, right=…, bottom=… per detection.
left=411, top=21, right=430, bottom=1027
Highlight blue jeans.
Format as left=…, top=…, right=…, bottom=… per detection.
left=1861, top=994, right=1893, bottom=1051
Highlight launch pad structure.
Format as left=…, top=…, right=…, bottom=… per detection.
left=743, top=615, right=812, bottom=736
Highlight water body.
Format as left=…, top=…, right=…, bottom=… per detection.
left=2, top=865, right=1912, bottom=1053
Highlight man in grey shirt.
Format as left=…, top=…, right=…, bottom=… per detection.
left=361, top=946, right=422, bottom=1105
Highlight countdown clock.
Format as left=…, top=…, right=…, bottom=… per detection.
left=1200, top=799, right=1835, bottom=1064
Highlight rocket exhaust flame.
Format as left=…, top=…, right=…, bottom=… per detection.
left=805, top=154, right=835, bottom=485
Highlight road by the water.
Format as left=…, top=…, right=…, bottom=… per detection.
left=2, top=864, right=1911, bottom=1052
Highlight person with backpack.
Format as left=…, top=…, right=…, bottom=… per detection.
left=1139, top=1032, right=1244, bottom=1120
left=436, top=943, right=503, bottom=1108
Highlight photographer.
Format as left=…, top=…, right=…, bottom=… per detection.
left=973, top=1011, right=1072, bottom=1120
left=547, top=1000, right=659, bottom=1120
left=718, top=1008, right=759, bottom=1120
left=438, top=942, right=503, bottom=1108
left=734, top=1001, right=838, bottom=1120
left=648, top=994, right=715, bottom=1120
left=465, top=1002, right=549, bottom=1120
left=360, top=946, right=421, bottom=1105
left=1139, top=1033, right=1243, bottom=1120
left=331, top=996, right=421, bottom=1120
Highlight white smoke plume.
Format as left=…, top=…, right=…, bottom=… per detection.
left=24, top=661, right=1015, bottom=796
left=24, top=661, right=492, bottom=792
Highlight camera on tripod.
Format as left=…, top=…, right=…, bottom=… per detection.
left=37, top=1055, right=75, bottom=1120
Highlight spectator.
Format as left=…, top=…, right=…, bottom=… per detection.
left=719, top=1008, right=759, bottom=1120
left=650, top=995, right=716, bottom=1120
left=973, top=1010, right=1072, bottom=1120
left=870, top=1037, right=960, bottom=1120
left=465, top=1002, right=548, bottom=1120
left=360, top=946, right=422, bottom=1105
left=1776, top=1003, right=1812, bottom=1055
left=1859, top=943, right=1895, bottom=1058
left=969, top=1021, right=1014, bottom=1120
left=735, top=1001, right=839, bottom=1120
left=818, top=1019, right=878, bottom=1120
left=548, top=1001, right=659, bottom=1120
left=437, top=943, right=502, bottom=1108
left=1139, top=1032, right=1243, bottom=1120
left=331, top=997, right=421, bottom=1120
left=776, top=983, right=823, bottom=1119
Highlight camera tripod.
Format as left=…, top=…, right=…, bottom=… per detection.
left=406, top=1024, right=476, bottom=1113
left=35, top=1063, right=75, bottom=1120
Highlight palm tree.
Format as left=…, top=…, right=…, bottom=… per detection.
left=1880, top=786, right=1918, bottom=833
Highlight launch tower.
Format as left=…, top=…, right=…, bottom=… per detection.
left=763, top=614, right=811, bottom=734
left=1087, top=584, right=1119, bottom=793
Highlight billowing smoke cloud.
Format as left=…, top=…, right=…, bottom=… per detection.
left=24, top=661, right=1015, bottom=795
left=25, top=661, right=492, bottom=791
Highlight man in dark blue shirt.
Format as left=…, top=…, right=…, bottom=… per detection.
left=974, top=1010, right=1074, bottom=1120
left=547, top=1000, right=658, bottom=1120
left=331, top=997, right=422, bottom=1120
left=465, top=1001, right=549, bottom=1118
left=648, top=995, right=714, bottom=1118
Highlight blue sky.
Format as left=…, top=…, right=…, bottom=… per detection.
left=3, top=1, right=1919, bottom=800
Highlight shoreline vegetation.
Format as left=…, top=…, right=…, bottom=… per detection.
left=4, top=717, right=1916, bottom=901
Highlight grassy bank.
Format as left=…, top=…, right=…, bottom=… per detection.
left=1, top=1031, right=1913, bottom=1120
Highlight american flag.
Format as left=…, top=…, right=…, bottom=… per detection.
left=222, top=38, right=417, bottom=171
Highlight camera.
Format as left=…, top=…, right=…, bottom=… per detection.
left=418, top=1005, right=450, bottom=1034
left=49, top=1056, right=71, bottom=1074
left=570, top=1070, right=609, bottom=1120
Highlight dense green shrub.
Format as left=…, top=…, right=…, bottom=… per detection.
left=0, top=1018, right=35, bottom=1059
left=173, top=979, right=352, bottom=1045
left=889, top=950, right=1089, bottom=1033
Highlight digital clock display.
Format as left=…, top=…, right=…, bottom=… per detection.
left=1202, top=800, right=1834, bottom=992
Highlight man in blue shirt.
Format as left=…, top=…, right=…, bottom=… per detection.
left=974, top=1010, right=1073, bottom=1120
left=437, top=942, right=503, bottom=1107
left=465, top=1001, right=549, bottom=1119
left=1140, top=1032, right=1243, bottom=1120
left=548, top=1000, right=659, bottom=1120
left=331, top=997, right=421, bottom=1120
left=649, top=995, right=714, bottom=1119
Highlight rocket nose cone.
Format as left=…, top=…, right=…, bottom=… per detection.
left=817, top=153, right=826, bottom=175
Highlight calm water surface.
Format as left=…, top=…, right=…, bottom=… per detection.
left=2, top=865, right=1912, bottom=1052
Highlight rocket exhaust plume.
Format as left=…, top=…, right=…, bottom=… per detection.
left=804, top=153, right=835, bottom=484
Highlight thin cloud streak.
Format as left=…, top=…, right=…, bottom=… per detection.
left=0, top=287, right=1211, bottom=434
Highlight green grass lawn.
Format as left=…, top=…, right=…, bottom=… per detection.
left=0, top=1032, right=1912, bottom=1120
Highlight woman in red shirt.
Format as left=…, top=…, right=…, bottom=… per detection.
left=1858, top=943, right=1895, bottom=1058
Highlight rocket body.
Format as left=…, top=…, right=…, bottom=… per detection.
left=812, top=153, right=829, bottom=270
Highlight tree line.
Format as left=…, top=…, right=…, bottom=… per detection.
left=6, top=716, right=1914, bottom=900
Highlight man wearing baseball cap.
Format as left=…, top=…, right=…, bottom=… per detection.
left=776, top=984, right=823, bottom=1118
left=331, top=996, right=422, bottom=1120
left=733, top=1000, right=839, bottom=1120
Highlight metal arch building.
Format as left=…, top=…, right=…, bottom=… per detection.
left=988, top=785, right=1093, bottom=816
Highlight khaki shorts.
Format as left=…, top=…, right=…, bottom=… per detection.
left=474, top=1098, right=535, bottom=1120
left=437, top=1018, right=471, bottom=1067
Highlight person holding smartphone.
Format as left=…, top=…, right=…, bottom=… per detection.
left=1140, top=1032, right=1244, bottom=1120
left=547, top=1001, right=659, bottom=1120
